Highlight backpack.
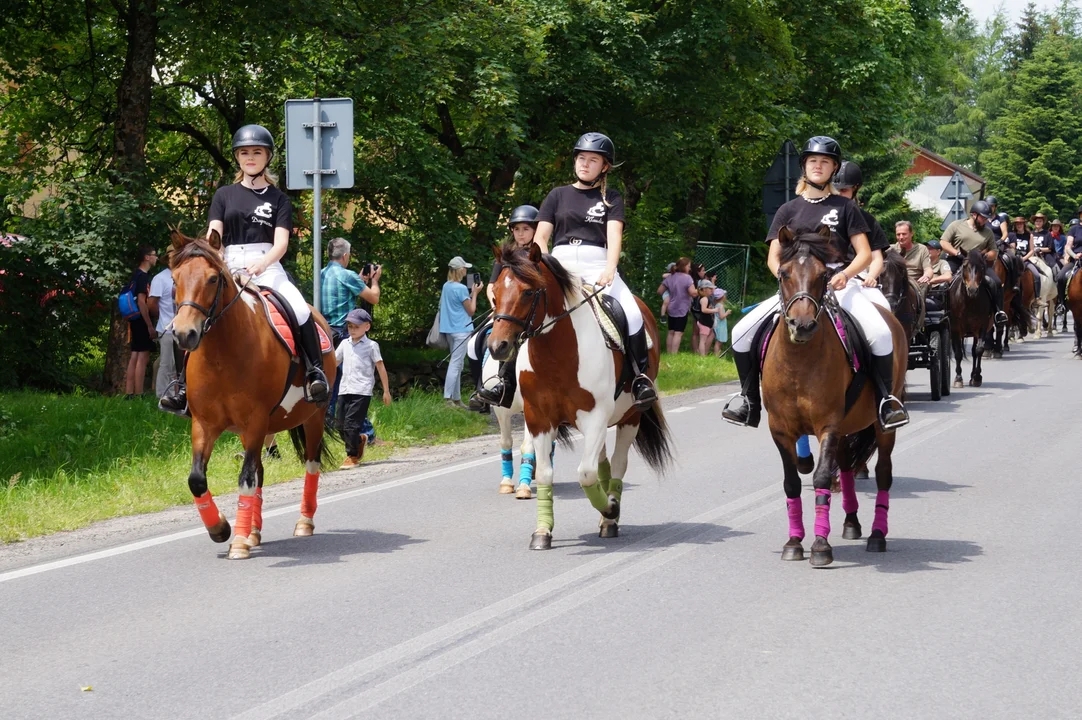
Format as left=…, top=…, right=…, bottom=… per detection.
left=117, top=281, right=140, bottom=320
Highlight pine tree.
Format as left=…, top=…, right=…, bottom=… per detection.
left=1010, top=2, right=1044, bottom=69
left=984, top=33, right=1082, bottom=219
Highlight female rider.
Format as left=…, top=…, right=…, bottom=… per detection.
left=495, top=133, right=656, bottom=411
left=159, top=124, right=328, bottom=414
left=721, top=136, right=907, bottom=432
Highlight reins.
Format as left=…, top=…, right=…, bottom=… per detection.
left=496, top=281, right=607, bottom=347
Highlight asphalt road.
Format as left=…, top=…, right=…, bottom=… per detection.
left=1, top=330, right=1079, bottom=719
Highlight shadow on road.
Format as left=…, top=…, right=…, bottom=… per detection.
left=878, top=476, right=971, bottom=499
left=559, top=522, right=750, bottom=556
left=829, top=537, right=983, bottom=573
left=251, top=529, right=427, bottom=567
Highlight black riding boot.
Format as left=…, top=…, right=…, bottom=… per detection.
left=987, top=273, right=1008, bottom=326
left=872, top=353, right=909, bottom=432
left=158, top=344, right=189, bottom=417
left=475, top=353, right=518, bottom=409
left=722, top=350, right=761, bottom=428
left=298, top=318, right=330, bottom=404
left=628, top=329, right=658, bottom=411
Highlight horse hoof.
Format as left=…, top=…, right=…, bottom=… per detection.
left=809, top=537, right=833, bottom=567
left=969, top=377, right=982, bottom=387
left=866, top=531, right=887, bottom=553
left=953, top=378, right=964, bottom=388
left=514, top=483, right=533, bottom=500
left=227, top=539, right=250, bottom=560
left=781, top=538, right=804, bottom=561
left=530, top=531, right=552, bottom=550
left=599, top=521, right=619, bottom=539
left=796, top=456, right=815, bottom=475
left=992, top=350, right=1002, bottom=359
left=843, top=521, right=862, bottom=540
left=246, top=528, right=262, bottom=548
left=855, top=467, right=869, bottom=480
left=601, top=498, right=620, bottom=521
left=293, top=517, right=315, bottom=537
left=499, top=481, right=515, bottom=495
left=207, top=513, right=231, bottom=544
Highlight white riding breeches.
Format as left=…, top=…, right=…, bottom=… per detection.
left=731, top=279, right=893, bottom=357
left=551, top=244, right=643, bottom=335
left=224, top=243, right=311, bottom=324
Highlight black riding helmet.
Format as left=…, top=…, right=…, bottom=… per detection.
left=232, top=124, right=275, bottom=156
left=986, top=195, right=999, bottom=207
left=971, top=199, right=992, bottom=219
left=832, top=160, right=863, bottom=189
left=573, top=132, right=615, bottom=164
left=508, top=205, right=540, bottom=227
left=996, top=211, right=1009, bottom=223
left=799, top=136, right=842, bottom=167
left=1071, top=218, right=1080, bottom=227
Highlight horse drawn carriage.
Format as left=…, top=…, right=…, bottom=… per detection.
left=907, top=286, right=952, bottom=401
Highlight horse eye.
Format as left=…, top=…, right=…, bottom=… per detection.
left=779, top=271, right=790, bottom=281
left=523, top=289, right=535, bottom=297
left=208, top=275, right=219, bottom=285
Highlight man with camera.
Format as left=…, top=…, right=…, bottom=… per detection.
left=321, top=237, right=383, bottom=418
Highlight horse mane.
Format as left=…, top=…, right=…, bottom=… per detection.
left=171, top=232, right=230, bottom=276
left=883, top=247, right=908, bottom=278
left=777, top=228, right=841, bottom=265
left=965, top=248, right=987, bottom=274
left=498, top=240, right=581, bottom=304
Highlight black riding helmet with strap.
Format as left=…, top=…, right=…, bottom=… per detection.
left=799, top=135, right=842, bottom=191
left=573, top=133, right=615, bottom=187
left=508, top=205, right=540, bottom=227
left=832, top=160, right=863, bottom=190
left=232, top=124, right=275, bottom=156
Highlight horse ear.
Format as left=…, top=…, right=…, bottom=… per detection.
left=818, top=225, right=832, bottom=241
left=527, top=242, right=542, bottom=264
left=169, top=225, right=190, bottom=251
left=207, top=229, right=222, bottom=250
left=777, top=225, right=793, bottom=244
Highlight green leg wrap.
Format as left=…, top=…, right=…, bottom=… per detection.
left=582, top=480, right=611, bottom=514
left=536, top=484, right=554, bottom=531
left=608, top=477, right=624, bottom=505
left=598, top=459, right=612, bottom=495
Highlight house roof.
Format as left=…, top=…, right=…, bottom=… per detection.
left=901, top=140, right=985, bottom=185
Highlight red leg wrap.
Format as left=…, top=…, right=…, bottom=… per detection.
left=301, top=471, right=319, bottom=518
left=235, top=494, right=255, bottom=539
left=252, top=488, right=264, bottom=532
left=194, top=492, right=221, bottom=528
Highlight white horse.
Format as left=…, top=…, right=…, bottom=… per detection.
left=1029, top=258, right=1056, bottom=338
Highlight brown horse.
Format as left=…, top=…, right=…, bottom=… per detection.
left=487, top=242, right=673, bottom=549
left=950, top=250, right=994, bottom=388
left=763, top=226, right=907, bottom=567
left=877, top=248, right=920, bottom=344
left=1067, top=262, right=1082, bottom=355
left=170, top=230, right=336, bottom=560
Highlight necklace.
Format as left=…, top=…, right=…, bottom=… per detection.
left=247, top=184, right=269, bottom=195
left=801, top=192, right=829, bottom=204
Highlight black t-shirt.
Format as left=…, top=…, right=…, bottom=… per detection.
left=1012, top=231, right=1030, bottom=253
left=844, top=209, right=888, bottom=261
left=538, top=185, right=625, bottom=248
left=767, top=195, right=870, bottom=261
left=208, top=184, right=294, bottom=246
left=130, top=268, right=149, bottom=297
left=1068, top=225, right=1082, bottom=251
left=989, top=216, right=1003, bottom=236
left=1032, top=229, right=1052, bottom=254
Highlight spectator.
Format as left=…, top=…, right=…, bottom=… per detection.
left=693, top=280, right=723, bottom=356
left=926, top=240, right=953, bottom=289
left=440, top=256, right=482, bottom=408
left=657, top=257, right=696, bottom=353
left=148, top=249, right=183, bottom=399
left=711, top=287, right=731, bottom=356
left=321, top=237, right=382, bottom=419
left=692, top=262, right=708, bottom=288
left=659, top=261, right=676, bottom=322
left=336, top=308, right=391, bottom=469
left=124, top=245, right=158, bottom=398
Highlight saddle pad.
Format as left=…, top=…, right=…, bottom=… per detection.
left=249, top=287, right=331, bottom=357
left=758, top=307, right=861, bottom=372
left=581, top=287, right=653, bottom=352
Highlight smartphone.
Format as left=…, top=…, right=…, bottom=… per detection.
left=465, top=271, right=482, bottom=289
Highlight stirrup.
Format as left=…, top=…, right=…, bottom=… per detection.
left=631, top=374, right=657, bottom=411
left=994, top=310, right=1009, bottom=326
left=878, top=396, right=909, bottom=431
left=158, top=380, right=190, bottom=417
left=722, top=394, right=760, bottom=428
left=304, top=370, right=329, bottom=404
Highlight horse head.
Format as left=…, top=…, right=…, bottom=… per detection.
left=169, top=227, right=233, bottom=351
left=961, top=249, right=986, bottom=299
left=776, top=225, right=838, bottom=344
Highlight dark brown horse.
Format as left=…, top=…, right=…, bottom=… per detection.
left=950, top=250, right=994, bottom=388
left=487, top=242, right=673, bottom=549
left=993, top=253, right=1030, bottom=354
left=170, top=230, right=336, bottom=560
left=1067, top=263, right=1082, bottom=355
left=878, top=248, right=920, bottom=344
left=762, top=226, right=907, bottom=567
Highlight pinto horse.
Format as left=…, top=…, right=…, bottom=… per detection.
left=763, top=226, right=906, bottom=567
left=487, top=242, right=673, bottom=549
left=949, top=250, right=995, bottom=388
left=170, top=230, right=336, bottom=560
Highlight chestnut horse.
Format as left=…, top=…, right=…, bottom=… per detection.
left=993, top=254, right=1030, bottom=353
left=1067, top=262, right=1082, bottom=355
left=170, top=230, right=336, bottom=560
left=487, top=242, right=673, bottom=549
left=763, top=227, right=906, bottom=567
left=950, top=250, right=995, bottom=388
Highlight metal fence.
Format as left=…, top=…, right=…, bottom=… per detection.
left=692, top=242, right=751, bottom=307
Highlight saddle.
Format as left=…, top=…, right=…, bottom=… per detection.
left=754, top=300, right=874, bottom=416
left=239, top=282, right=332, bottom=357
left=1025, top=261, right=1043, bottom=297
left=999, top=251, right=1021, bottom=290
left=582, top=287, right=653, bottom=400
left=1064, top=260, right=1081, bottom=301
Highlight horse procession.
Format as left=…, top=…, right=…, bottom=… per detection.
left=166, top=129, right=1082, bottom=570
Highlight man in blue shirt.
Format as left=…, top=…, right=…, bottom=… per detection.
left=321, top=237, right=382, bottom=418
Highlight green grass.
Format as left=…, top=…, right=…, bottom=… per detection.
left=0, top=390, right=488, bottom=543
left=656, top=351, right=737, bottom=395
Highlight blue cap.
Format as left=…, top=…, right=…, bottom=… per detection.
left=346, top=308, right=372, bottom=325
left=926, top=240, right=941, bottom=250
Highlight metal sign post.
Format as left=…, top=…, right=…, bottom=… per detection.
left=284, top=97, right=354, bottom=312
left=940, top=171, right=972, bottom=232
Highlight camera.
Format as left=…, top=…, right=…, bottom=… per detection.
left=362, top=262, right=380, bottom=278
left=465, top=271, right=482, bottom=289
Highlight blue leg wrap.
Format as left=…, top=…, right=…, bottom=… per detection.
left=501, top=450, right=514, bottom=480
left=520, top=453, right=536, bottom=485
left=796, top=435, right=812, bottom=459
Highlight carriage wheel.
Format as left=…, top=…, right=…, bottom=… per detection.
left=928, top=332, right=942, bottom=401
left=939, top=325, right=952, bottom=397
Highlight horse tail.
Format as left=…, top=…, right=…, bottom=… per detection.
left=555, top=423, right=576, bottom=450
left=633, top=403, right=674, bottom=475
left=287, top=417, right=340, bottom=469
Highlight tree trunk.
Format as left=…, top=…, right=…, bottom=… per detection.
left=102, top=0, right=159, bottom=393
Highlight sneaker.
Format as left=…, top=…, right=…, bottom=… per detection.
left=264, top=444, right=281, bottom=460
left=340, top=455, right=360, bottom=469
left=357, top=434, right=368, bottom=461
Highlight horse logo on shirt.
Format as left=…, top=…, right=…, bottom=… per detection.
left=585, top=201, right=606, bottom=224
left=819, top=208, right=840, bottom=229
left=254, top=202, right=273, bottom=220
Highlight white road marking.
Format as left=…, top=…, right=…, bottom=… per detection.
left=667, top=407, right=693, bottom=414
left=698, top=398, right=726, bottom=404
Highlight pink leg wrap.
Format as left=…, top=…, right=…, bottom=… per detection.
left=301, top=471, right=319, bottom=519
left=234, top=494, right=255, bottom=539
left=840, top=470, right=858, bottom=514
left=814, top=488, right=831, bottom=538
left=872, top=490, right=889, bottom=536
left=252, top=488, right=264, bottom=532
left=786, top=497, right=805, bottom=540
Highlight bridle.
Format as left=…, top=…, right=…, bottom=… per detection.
left=780, top=269, right=829, bottom=325
left=176, top=270, right=246, bottom=335
left=490, top=268, right=607, bottom=347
